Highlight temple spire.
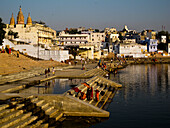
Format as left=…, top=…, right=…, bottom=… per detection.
left=27, top=13, right=32, bottom=25
left=17, top=6, right=24, bottom=24
left=9, top=13, right=15, bottom=25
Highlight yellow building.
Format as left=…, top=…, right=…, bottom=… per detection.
left=5, top=7, right=56, bottom=47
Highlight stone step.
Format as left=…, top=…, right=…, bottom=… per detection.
left=0, top=109, right=13, bottom=117
left=0, top=104, right=24, bottom=118
left=10, top=116, right=38, bottom=128
left=0, top=110, right=24, bottom=124
left=95, top=89, right=109, bottom=107
left=43, top=106, right=54, bottom=113
left=38, top=123, right=49, bottom=128
left=32, top=100, right=45, bottom=106
left=26, top=120, right=44, bottom=128
left=38, top=102, right=49, bottom=109
left=0, top=104, right=9, bottom=111
left=26, top=95, right=35, bottom=100
left=100, top=91, right=113, bottom=109
left=0, top=112, right=32, bottom=128
left=14, top=104, right=25, bottom=110
left=46, top=109, right=59, bottom=118
left=53, top=112, right=63, bottom=121
left=31, top=98, right=39, bottom=103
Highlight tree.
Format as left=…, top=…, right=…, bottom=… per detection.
left=0, top=18, right=6, bottom=45
left=70, top=48, right=79, bottom=60
left=95, top=29, right=99, bottom=32
left=118, top=32, right=123, bottom=41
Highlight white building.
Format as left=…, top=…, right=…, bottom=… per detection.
left=89, top=32, right=105, bottom=43
left=109, top=34, right=119, bottom=43
left=118, top=43, right=147, bottom=58
left=146, top=39, right=158, bottom=52
left=161, top=36, right=166, bottom=43
left=59, top=31, right=89, bottom=46
left=122, top=39, right=136, bottom=44
left=104, top=27, right=117, bottom=33
left=2, top=39, right=69, bottom=62
left=4, top=7, right=56, bottom=47
left=168, top=43, right=170, bottom=55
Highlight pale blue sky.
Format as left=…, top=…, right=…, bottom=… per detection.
left=0, top=0, right=170, bottom=32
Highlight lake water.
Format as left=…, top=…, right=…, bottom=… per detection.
left=19, top=64, right=170, bottom=128
left=92, top=64, right=170, bottom=128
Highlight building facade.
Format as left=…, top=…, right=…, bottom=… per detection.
left=118, top=43, right=147, bottom=58
left=146, top=39, right=158, bottom=52
left=4, top=7, right=56, bottom=47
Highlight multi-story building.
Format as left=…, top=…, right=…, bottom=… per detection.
left=117, top=43, right=147, bottom=58
left=161, top=36, right=166, bottom=43
left=4, top=7, right=56, bottom=47
left=147, top=30, right=157, bottom=39
left=89, top=32, right=105, bottom=43
left=109, top=33, right=119, bottom=43
left=59, top=31, right=89, bottom=46
left=146, top=39, right=158, bottom=52
left=104, top=27, right=117, bottom=34
left=168, top=43, right=170, bottom=55
left=122, top=39, right=136, bottom=44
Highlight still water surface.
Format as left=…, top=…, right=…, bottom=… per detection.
left=19, top=64, right=170, bottom=128
left=92, top=64, right=170, bottom=128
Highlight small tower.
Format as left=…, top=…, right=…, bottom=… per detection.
left=26, top=13, right=32, bottom=25
left=9, top=13, right=15, bottom=25
left=17, top=6, right=24, bottom=24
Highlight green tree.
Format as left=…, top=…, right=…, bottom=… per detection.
left=0, top=18, right=6, bottom=45
left=95, top=29, right=99, bottom=32
left=118, top=32, right=123, bottom=41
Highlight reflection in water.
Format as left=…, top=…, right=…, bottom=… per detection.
left=92, top=64, right=170, bottom=128
left=19, top=78, right=88, bottom=94
left=18, top=64, right=170, bottom=128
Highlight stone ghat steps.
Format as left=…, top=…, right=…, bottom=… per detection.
left=0, top=95, right=64, bottom=128
left=0, top=68, right=44, bottom=85
left=66, top=76, right=122, bottom=109
left=80, top=68, right=108, bottom=77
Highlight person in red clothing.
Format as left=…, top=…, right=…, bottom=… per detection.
left=95, top=89, right=99, bottom=101
left=90, top=87, right=93, bottom=100
left=80, top=92, right=86, bottom=100
left=82, top=82, right=90, bottom=88
left=9, top=48, right=11, bottom=54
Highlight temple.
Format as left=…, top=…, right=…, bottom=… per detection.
left=5, top=6, right=56, bottom=47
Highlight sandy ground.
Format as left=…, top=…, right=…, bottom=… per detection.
left=0, top=52, right=66, bottom=75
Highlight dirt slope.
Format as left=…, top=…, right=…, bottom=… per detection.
left=0, top=52, right=66, bottom=75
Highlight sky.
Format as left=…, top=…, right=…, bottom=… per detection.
left=0, top=0, right=170, bottom=32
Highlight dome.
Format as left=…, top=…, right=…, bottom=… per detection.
left=17, top=6, right=24, bottom=24
left=9, top=13, right=15, bottom=25
left=27, top=13, right=32, bottom=25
